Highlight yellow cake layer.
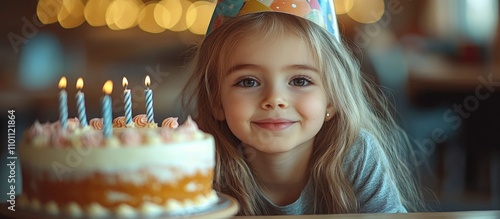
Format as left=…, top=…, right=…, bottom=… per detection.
left=22, top=168, right=213, bottom=209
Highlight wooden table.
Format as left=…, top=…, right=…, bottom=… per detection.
left=405, top=52, right=500, bottom=103
left=233, top=210, right=500, bottom=219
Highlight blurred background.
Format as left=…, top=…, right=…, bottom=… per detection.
left=0, top=0, right=499, bottom=212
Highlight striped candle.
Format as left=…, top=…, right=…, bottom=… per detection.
left=122, top=77, right=132, bottom=125
left=144, top=75, right=154, bottom=123
left=58, top=77, right=68, bottom=129
left=75, top=78, right=88, bottom=127
left=102, top=80, right=113, bottom=138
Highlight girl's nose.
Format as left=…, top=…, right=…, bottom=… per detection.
left=261, top=86, right=288, bottom=110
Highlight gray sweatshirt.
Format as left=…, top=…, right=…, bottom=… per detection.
left=262, top=130, right=407, bottom=214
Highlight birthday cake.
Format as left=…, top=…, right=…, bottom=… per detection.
left=19, top=115, right=217, bottom=218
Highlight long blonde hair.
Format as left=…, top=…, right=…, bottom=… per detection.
left=181, top=12, right=426, bottom=215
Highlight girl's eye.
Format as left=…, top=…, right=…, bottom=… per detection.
left=236, top=78, right=260, bottom=87
left=289, top=77, right=312, bottom=86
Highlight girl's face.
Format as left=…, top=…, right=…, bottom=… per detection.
left=220, top=35, right=333, bottom=154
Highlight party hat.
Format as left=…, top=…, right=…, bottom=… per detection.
left=206, top=0, right=340, bottom=41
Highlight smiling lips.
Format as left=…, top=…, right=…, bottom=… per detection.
left=252, top=118, right=297, bottom=131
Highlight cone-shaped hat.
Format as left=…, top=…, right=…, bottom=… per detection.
left=207, top=0, right=340, bottom=42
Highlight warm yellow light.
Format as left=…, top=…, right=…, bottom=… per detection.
left=106, top=0, right=142, bottom=30
left=37, top=0, right=61, bottom=24
left=169, top=0, right=192, bottom=32
left=138, top=2, right=166, bottom=33
left=76, top=78, right=84, bottom=90
left=154, top=5, right=171, bottom=29
left=155, top=0, right=182, bottom=29
left=122, top=77, right=129, bottom=88
left=347, top=0, right=385, bottom=24
left=186, top=1, right=216, bottom=35
left=58, top=0, right=85, bottom=28
left=84, top=0, right=111, bottom=27
left=145, top=75, right=151, bottom=87
left=335, top=0, right=355, bottom=14
left=103, top=80, right=113, bottom=95
left=58, top=76, right=67, bottom=89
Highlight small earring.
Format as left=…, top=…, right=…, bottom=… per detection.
left=326, top=113, right=330, bottom=117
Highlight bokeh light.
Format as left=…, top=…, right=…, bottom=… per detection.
left=334, top=0, right=355, bottom=15
left=106, top=0, right=143, bottom=30
left=186, top=1, right=216, bottom=35
left=138, top=2, right=166, bottom=33
left=37, top=0, right=61, bottom=24
left=168, top=0, right=192, bottom=32
left=347, top=0, right=385, bottom=24
left=155, top=0, right=183, bottom=29
left=58, top=0, right=85, bottom=29
left=84, top=0, right=111, bottom=27
left=34, top=0, right=388, bottom=33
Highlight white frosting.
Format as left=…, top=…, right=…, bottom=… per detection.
left=19, top=191, right=218, bottom=217
left=31, top=199, right=41, bottom=211
left=45, top=201, right=59, bottom=215
left=66, top=202, right=83, bottom=217
left=20, top=135, right=215, bottom=183
left=21, top=118, right=217, bottom=218
left=116, top=204, right=137, bottom=218
left=87, top=203, right=110, bottom=218
left=140, top=202, right=163, bottom=216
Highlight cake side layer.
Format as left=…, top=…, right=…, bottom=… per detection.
left=21, top=167, right=214, bottom=209
left=20, top=134, right=215, bottom=182
left=18, top=191, right=219, bottom=218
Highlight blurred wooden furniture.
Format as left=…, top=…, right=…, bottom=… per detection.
left=406, top=50, right=500, bottom=207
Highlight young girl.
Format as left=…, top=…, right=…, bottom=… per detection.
left=181, top=12, right=426, bottom=215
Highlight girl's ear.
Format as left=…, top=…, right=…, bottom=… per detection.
left=325, top=104, right=335, bottom=122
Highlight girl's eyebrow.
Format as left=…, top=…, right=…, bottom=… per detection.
left=286, top=64, right=319, bottom=74
left=226, top=64, right=261, bottom=75
left=226, top=64, right=319, bottom=75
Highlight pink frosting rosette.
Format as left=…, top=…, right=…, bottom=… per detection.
left=89, top=118, right=103, bottom=130
left=67, top=117, right=80, bottom=131
left=26, top=120, right=49, bottom=142
left=113, top=116, right=127, bottom=128
left=177, top=116, right=199, bottom=133
left=160, top=128, right=174, bottom=142
left=80, top=131, right=104, bottom=147
left=49, top=118, right=79, bottom=132
left=118, top=129, right=142, bottom=146
left=162, top=117, right=179, bottom=129
left=50, top=131, right=70, bottom=147
left=133, top=114, right=148, bottom=128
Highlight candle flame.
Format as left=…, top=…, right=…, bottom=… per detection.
left=76, top=78, right=84, bottom=90
left=122, top=77, right=129, bottom=87
left=145, top=75, right=151, bottom=87
left=102, top=80, right=113, bottom=95
left=58, top=77, right=67, bottom=89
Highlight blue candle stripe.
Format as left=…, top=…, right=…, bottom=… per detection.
left=59, top=90, right=68, bottom=129
left=76, top=92, right=88, bottom=127
left=145, top=89, right=154, bottom=123
left=102, top=95, right=112, bottom=138
left=124, top=90, right=132, bottom=125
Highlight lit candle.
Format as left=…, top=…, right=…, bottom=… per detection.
left=58, top=77, right=68, bottom=129
left=122, top=77, right=133, bottom=125
left=144, top=75, right=154, bottom=123
left=102, top=80, right=113, bottom=138
left=75, top=78, right=88, bottom=127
